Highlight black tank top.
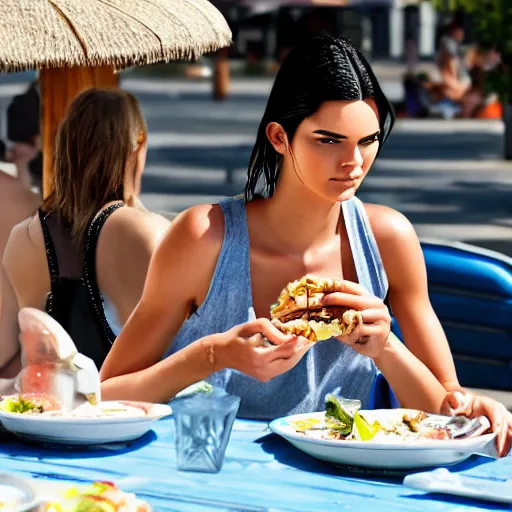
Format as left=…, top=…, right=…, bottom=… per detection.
left=38, top=202, right=124, bottom=369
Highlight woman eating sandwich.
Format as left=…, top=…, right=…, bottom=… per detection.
left=100, top=36, right=511, bottom=456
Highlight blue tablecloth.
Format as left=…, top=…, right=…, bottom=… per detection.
left=1, top=418, right=511, bottom=511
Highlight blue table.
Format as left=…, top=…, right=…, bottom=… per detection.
left=1, top=418, right=510, bottom=511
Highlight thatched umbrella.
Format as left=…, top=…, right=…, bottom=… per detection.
left=0, top=0, right=231, bottom=196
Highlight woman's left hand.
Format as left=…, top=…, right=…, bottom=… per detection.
left=319, top=280, right=391, bottom=359
left=441, top=390, right=512, bottom=457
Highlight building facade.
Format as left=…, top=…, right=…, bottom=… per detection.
left=222, top=0, right=459, bottom=62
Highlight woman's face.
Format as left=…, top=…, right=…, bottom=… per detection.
left=281, top=99, right=381, bottom=203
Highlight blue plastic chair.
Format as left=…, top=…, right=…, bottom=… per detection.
left=393, top=239, right=512, bottom=391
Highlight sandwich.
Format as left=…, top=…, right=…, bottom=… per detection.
left=270, top=275, right=362, bottom=341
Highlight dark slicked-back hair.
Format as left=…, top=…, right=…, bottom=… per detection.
left=244, top=35, right=395, bottom=201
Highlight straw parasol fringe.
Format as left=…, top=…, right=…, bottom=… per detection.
left=0, top=0, right=231, bottom=197
left=0, top=0, right=232, bottom=73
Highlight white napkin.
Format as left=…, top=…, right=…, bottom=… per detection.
left=248, top=307, right=256, bottom=322
left=404, top=468, right=512, bottom=504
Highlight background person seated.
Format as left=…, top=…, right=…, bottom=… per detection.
left=402, top=44, right=501, bottom=120
left=436, top=18, right=471, bottom=103
left=0, top=89, right=170, bottom=385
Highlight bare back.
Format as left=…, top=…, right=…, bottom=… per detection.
left=1, top=203, right=170, bottom=373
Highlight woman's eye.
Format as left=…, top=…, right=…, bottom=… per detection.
left=318, top=138, right=340, bottom=145
left=359, top=137, right=379, bottom=146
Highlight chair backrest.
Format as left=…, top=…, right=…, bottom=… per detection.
left=421, top=239, right=512, bottom=391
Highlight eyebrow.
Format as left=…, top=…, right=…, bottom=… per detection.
left=313, top=129, right=380, bottom=141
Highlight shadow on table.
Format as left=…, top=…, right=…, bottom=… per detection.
left=0, top=426, right=157, bottom=459
left=258, top=432, right=496, bottom=482
left=404, top=492, right=511, bottom=510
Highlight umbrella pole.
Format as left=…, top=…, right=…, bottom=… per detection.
left=213, top=47, right=230, bottom=101
left=39, top=66, right=118, bottom=198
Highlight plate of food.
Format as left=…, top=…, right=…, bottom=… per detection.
left=269, top=395, right=496, bottom=469
left=39, top=480, right=151, bottom=511
left=0, top=394, right=172, bottom=445
left=0, top=473, right=151, bottom=512
left=0, top=308, right=171, bottom=445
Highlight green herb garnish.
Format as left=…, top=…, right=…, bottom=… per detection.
left=324, top=394, right=361, bottom=435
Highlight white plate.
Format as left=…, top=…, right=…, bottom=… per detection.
left=0, top=474, right=152, bottom=510
left=269, top=412, right=497, bottom=469
left=0, top=402, right=172, bottom=445
left=0, top=473, right=41, bottom=512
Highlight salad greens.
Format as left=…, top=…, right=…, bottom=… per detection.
left=324, top=395, right=361, bottom=435
left=0, top=395, right=40, bottom=414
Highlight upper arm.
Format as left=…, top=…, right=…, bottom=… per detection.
left=0, top=228, right=28, bottom=377
left=366, top=204, right=460, bottom=390
left=99, top=204, right=224, bottom=381
left=3, top=216, right=48, bottom=309
left=0, top=265, right=21, bottom=377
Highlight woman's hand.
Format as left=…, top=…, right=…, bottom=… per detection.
left=319, top=280, right=391, bottom=359
left=441, top=390, right=512, bottom=457
left=211, top=318, right=313, bottom=382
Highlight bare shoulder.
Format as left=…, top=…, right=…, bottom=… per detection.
left=362, top=202, right=426, bottom=290
left=363, top=203, right=417, bottom=246
left=99, top=202, right=225, bottom=280
left=139, top=203, right=226, bottom=311
left=3, top=214, right=43, bottom=267
left=2, top=213, right=48, bottom=305
left=0, top=174, right=39, bottom=210
left=99, top=207, right=170, bottom=252
left=160, top=203, right=225, bottom=257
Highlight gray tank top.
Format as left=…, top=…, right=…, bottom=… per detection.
left=166, top=196, right=389, bottom=419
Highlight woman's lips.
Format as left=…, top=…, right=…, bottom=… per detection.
left=329, top=175, right=362, bottom=182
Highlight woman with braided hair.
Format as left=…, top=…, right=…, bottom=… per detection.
left=101, top=36, right=511, bottom=456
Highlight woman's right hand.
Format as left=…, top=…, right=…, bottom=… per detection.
left=210, top=318, right=313, bottom=382
left=441, top=390, right=512, bottom=457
